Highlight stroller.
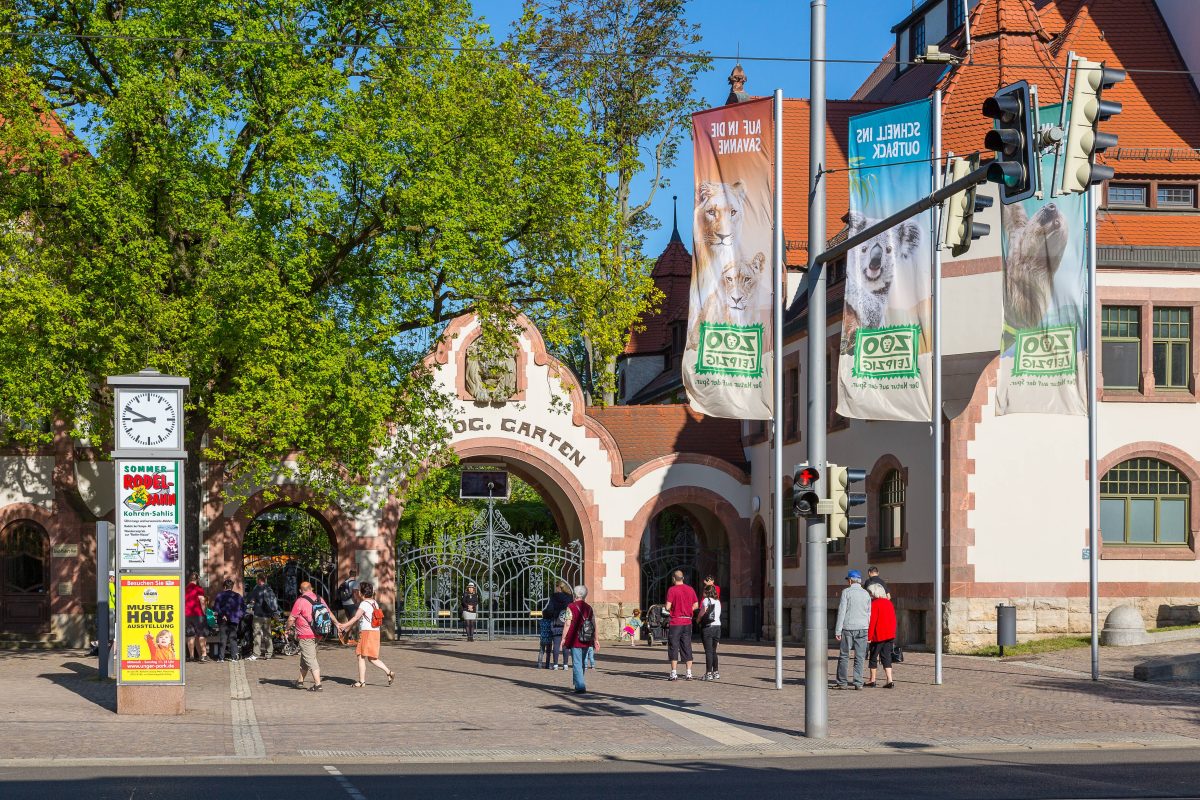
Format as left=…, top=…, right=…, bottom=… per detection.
left=644, top=604, right=670, bottom=646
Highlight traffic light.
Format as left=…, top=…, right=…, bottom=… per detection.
left=943, top=154, right=993, bottom=256
left=1061, top=58, right=1124, bottom=194
left=982, top=80, right=1038, bottom=204
left=828, top=464, right=867, bottom=539
left=792, top=463, right=822, bottom=518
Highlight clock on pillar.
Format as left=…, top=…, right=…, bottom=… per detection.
left=108, top=370, right=189, bottom=459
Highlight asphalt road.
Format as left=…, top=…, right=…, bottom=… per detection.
left=3, top=748, right=1200, bottom=800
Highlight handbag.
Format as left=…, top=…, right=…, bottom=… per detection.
left=892, top=643, right=904, bottom=663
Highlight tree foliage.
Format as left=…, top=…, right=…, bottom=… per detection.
left=0, top=1, right=649, bottom=514
left=524, top=0, right=710, bottom=401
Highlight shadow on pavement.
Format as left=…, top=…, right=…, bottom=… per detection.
left=37, top=661, right=116, bottom=712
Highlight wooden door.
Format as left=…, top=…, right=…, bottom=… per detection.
left=0, top=523, right=50, bottom=634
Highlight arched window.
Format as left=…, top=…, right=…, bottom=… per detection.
left=1100, top=458, right=1189, bottom=545
left=1, top=523, right=48, bottom=594
left=878, top=470, right=905, bottom=552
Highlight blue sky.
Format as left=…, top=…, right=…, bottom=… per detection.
left=475, top=0, right=921, bottom=258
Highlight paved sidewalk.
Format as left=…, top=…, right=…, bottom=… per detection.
left=2, top=638, right=1197, bottom=765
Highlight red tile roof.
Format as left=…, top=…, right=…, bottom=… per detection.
left=586, top=405, right=746, bottom=472
left=1099, top=213, right=1200, bottom=247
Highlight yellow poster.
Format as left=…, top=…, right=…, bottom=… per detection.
left=119, top=574, right=183, bottom=683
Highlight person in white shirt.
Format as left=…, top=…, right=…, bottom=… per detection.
left=700, top=585, right=722, bottom=681
left=335, top=582, right=394, bottom=688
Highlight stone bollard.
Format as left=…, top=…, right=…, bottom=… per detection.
left=1100, top=604, right=1150, bottom=647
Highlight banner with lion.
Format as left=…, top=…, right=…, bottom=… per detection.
left=996, top=131, right=1088, bottom=416
left=837, top=100, right=934, bottom=422
left=684, top=98, right=774, bottom=420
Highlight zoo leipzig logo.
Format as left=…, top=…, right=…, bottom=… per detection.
left=696, top=323, right=763, bottom=378
left=853, top=325, right=920, bottom=379
left=1012, top=325, right=1077, bottom=376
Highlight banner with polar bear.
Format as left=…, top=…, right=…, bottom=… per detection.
left=684, top=98, right=775, bottom=420
left=996, top=139, right=1088, bottom=416
left=837, top=100, right=934, bottom=422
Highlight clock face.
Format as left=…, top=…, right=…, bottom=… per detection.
left=118, top=391, right=179, bottom=449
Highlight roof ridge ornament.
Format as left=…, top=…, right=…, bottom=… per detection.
left=726, top=64, right=749, bottom=105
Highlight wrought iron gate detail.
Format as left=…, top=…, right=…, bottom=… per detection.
left=395, top=501, right=582, bottom=638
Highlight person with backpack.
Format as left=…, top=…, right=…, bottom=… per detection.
left=543, top=580, right=572, bottom=669
left=213, top=579, right=247, bottom=662
left=336, top=570, right=360, bottom=630
left=335, top=582, right=395, bottom=688
left=286, top=580, right=333, bottom=691
left=699, top=585, right=722, bottom=681
left=559, top=584, right=596, bottom=694
left=246, top=574, right=280, bottom=660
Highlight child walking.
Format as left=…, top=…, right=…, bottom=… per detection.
left=621, top=609, right=642, bottom=646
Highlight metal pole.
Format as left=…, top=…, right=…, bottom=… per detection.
left=96, top=521, right=112, bottom=679
left=772, top=88, right=785, bottom=690
left=1087, top=183, right=1100, bottom=681
left=488, top=489, right=495, bottom=642
left=932, top=90, right=945, bottom=686
left=804, top=0, right=829, bottom=740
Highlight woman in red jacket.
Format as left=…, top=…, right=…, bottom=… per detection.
left=866, top=582, right=897, bottom=688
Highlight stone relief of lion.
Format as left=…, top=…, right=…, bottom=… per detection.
left=464, top=341, right=517, bottom=405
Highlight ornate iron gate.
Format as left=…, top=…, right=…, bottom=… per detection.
left=639, top=524, right=728, bottom=623
left=395, top=501, right=582, bottom=638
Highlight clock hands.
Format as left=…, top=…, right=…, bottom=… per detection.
left=125, top=409, right=157, bottom=424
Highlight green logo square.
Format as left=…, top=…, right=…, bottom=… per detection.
left=695, top=322, right=764, bottom=377
left=1013, top=325, right=1077, bottom=376
left=852, top=325, right=920, bottom=379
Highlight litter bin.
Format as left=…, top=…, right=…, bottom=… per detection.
left=996, top=604, right=1017, bottom=655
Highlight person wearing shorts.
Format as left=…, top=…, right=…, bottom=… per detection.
left=336, top=581, right=394, bottom=688
left=184, top=572, right=209, bottom=663
left=664, top=570, right=698, bottom=681
left=287, top=581, right=325, bottom=691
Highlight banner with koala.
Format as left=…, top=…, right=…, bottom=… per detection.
left=837, top=100, right=934, bottom=421
left=996, top=142, right=1088, bottom=415
left=684, top=98, right=775, bottom=420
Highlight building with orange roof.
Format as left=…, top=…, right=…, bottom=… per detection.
left=620, top=0, right=1200, bottom=650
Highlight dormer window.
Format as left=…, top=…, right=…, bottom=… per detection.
left=909, top=20, right=926, bottom=65
left=948, top=0, right=965, bottom=31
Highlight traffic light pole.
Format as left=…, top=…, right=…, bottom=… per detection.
left=772, top=88, right=785, bottom=691
left=804, top=0, right=829, bottom=740
left=1087, top=183, right=1100, bottom=682
left=931, top=89, right=945, bottom=686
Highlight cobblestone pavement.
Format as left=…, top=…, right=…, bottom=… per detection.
left=1, top=637, right=1197, bottom=765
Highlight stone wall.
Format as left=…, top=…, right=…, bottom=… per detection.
left=945, top=596, right=1200, bottom=652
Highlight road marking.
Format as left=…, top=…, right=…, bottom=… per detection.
left=229, top=660, right=266, bottom=758
left=324, top=765, right=367, bottom=800
left=640, top=702, right=774, bottom=746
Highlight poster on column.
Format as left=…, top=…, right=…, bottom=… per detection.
left=119, top=574, right=183, bottom=683
left=996, top=132, right=1088, bottom=416
left=683, top=97, right=774, bottom=420
left=837, top=99, right=934, bottom=422
left=117, top=460, right=182, bottom=570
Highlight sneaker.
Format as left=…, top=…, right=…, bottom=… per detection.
left=702, top=672, right=713, bottom=681
left=668, top=672, right=678, bottom=681
left=713, top=672, right=720, bottom=680
left=685, top=672, right=694, bottom=681
left=246, top=655, right=258, bottom=661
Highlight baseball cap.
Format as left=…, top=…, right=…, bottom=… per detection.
left=846, top=570, right=862, bottom=580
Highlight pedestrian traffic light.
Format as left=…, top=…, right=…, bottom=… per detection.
left=943, top=155, right=993, bottom=256
left=1061, top=57, right=1124, bottom=194
left=982, top=80, right=1038, bottom=204
left=793, top=463, right=822, bottom=518
left=828, top=464, right=867, bottom=539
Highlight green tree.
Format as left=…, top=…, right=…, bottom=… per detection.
left=0, top=0, right=634, bottom=555
left=524, top=0, right=710, bottom=402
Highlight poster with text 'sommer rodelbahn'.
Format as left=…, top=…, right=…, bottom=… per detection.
left=684, top=98, right=774, bottom=420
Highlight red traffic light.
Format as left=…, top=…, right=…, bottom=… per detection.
left=795, top=466, right=820, bottom=488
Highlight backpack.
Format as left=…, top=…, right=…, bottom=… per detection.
left=576, top=611, right=595, bottom=645
left=699, top=600, right=716, bottom=628
left=369, top=600, right=384, bottom=628
left=337, top=580, right=356, bottom=605
left=305, top=595, right=334, bottom=636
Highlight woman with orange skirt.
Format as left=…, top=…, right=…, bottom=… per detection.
left=335, top=582, right=394, bottom=688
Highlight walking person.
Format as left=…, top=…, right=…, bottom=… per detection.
left=702, top=574, right=721, bottom=600
left=559, top=584, right=596, bottom=694
left=865, top=582, right=898, bottom=688
left=621, top=609, right=642, bottom=646
left=335, top=582, right=395, bottom=688
left=184, top=571, right=209, bottom=663
left=544, top=581, right=572, bottom=669
left=287, top=580, right=327, bottom=691
left=461, top=582, right=480, bottom=642
left=834, top=570, right=871, bottom=690
left=246, top=574, right=279, bottom=660
left=213, top=579, right=247, bottom=662
left=664, top=570, right=698, bottom=681
left=336, top=570, right=360, bottom=628
left=863, top=566, right=890, bottom=598
left=699, top=585, right=722, bottom=681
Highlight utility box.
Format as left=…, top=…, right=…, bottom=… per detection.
left=997, top=604, right=1017, bottom=653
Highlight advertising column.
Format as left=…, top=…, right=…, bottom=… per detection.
left=108, top=370, right=189, bottom=715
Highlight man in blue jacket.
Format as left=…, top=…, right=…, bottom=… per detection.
left=834, top=570, right=871, bottom=690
